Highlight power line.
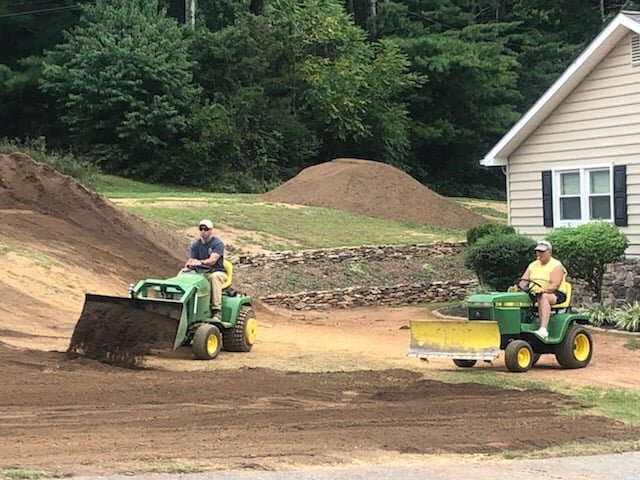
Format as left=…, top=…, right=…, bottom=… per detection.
left=0, top=3, right=82, bottom=18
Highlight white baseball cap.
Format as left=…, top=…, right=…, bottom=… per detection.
left=535, top=240, right=552, bottom=252
left=198, top=219, right=213, bottom=229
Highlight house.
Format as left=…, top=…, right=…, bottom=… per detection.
left=481, top=11, right=640, bottom=256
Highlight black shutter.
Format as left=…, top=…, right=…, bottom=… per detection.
left=613, top=165, right=628, bottom=227
left=542, top=170, right=553, bottom=227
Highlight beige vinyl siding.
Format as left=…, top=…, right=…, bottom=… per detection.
left=507, top=32, right=640, bottom=257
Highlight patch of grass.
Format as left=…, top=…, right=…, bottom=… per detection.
left=147, top=460, right=205, bottom=474
left=94, top=174, right=201, bottom=197
left=435, top=370, right=640, bottom=427
left=119, top=200, right=464, bottom=250
left=502, top=439, right=639, bottom=459
left=1, top=468, right=60, bottom=480
left=625, top=338, right=640, bottom=350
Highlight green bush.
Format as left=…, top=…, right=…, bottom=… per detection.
left=547, top=222, right=628, bottom=301
left=586, top=302, right=616, bottom=328
left=463, top=233, right=537, bottom=291
left=613, top=302, right=640, bottom=332
left=466, top=224, right=516, bottom=245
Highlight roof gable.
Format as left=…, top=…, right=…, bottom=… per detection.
left=481, top=11, right=640, bottom=167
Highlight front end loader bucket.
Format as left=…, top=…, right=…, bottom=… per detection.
left=408, top=320, right=501, bottom=361
left=67, top=294, right=188, bottom=368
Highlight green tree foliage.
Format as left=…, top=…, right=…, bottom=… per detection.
left=466, top=223, right=516, bottom=245
left=463, top=233, right=536, bottom=291
left=40, top=0, right=200, bottom=182
left=547, top=222, right=628, bottom=301
left=187, top=0, right=419, bottom=190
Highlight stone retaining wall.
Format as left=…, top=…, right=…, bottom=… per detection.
left=237, top=242, right=465, bottom=266
left=602, top=258, right=640, bottom=307
left=260, top=280, right=478, bottom=310
left=237, top=243, right=476, bottom=309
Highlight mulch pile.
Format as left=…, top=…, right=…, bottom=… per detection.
left=260, top=158, right=488, bottom=230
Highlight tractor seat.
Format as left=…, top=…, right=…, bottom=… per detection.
left=552, top=282, right=572, bottom=312
left=221, top=259, right=233, bottom=290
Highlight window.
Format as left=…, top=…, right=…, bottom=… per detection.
left=554, top=166, right=612, bottom=225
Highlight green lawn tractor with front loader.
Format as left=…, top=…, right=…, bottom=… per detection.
left=408, top=279, right=593, bottom=372
left=68, top=261, right=257, bottom=367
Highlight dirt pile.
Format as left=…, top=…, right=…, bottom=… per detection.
left=260, top=158, right=488, bottom=230
left=0, top=152, right=186, bottom=280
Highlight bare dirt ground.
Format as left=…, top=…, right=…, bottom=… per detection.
left=1, top=153, right=639, bottom=476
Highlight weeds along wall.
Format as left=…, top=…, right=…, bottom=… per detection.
left=237, top=243, right=478, bottom=310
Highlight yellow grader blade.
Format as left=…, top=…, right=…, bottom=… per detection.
left=67, top=294, right=187, bottom=368
left=408, top=320, right=501, bottom=361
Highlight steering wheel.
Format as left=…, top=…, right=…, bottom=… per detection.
left=515, top=278, right=543, bottom=297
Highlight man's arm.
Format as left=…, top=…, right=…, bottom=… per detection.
left=545, top=265, right=563, bottom=293
left=518, top=269, right=531, bottom=289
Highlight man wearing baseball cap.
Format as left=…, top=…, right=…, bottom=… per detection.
left=181, top=219, right=227, bottom=319
left=517, top=240, right=568, bottom=340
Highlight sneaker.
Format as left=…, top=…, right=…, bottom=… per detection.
left=534, top=327, right=549, bottom=340
left=212, top=308, right=221, bottom=320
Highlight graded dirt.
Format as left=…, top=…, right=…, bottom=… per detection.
left=1, top=153, right=639, bottom=476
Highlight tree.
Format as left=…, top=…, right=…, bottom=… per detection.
left=40, top=0, right=200, bottom=182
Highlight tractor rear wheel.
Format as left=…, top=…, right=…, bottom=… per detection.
left=192, top=324, right=222, bottom=360
left=453, top=359, right=477, bottom=368
left=222, top=306, right=257, bottom=352
left=555, top=324, right=593, bottom=369
left=505, top=339, right=534, bottom=372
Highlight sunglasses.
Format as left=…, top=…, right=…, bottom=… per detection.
left=199, top=226, right=211, bottom=231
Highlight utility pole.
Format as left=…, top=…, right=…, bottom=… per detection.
left=185, top=0, right=196, bottom=28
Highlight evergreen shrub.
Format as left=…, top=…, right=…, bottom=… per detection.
left=463, top=233, right=536, bottom=291
left=466, top=224, right=516, bottom=245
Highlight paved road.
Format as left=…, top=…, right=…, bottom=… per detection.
left=72, top=451, right=640, bottom=480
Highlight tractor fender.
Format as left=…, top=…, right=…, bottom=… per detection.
left=220, top=294, right=252, bottom=327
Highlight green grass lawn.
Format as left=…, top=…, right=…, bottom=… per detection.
left=97, top=174, right=470, bottom=250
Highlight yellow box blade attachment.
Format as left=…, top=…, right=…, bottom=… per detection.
left=408, top=320, right=500, bottom=361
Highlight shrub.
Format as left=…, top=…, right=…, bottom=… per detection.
left=613, top=302, right=640, bottom=332
left=547, top=222, right=628, bottom=301
left=463, top=233, right=537, bottom=291
left=586, top=302, right=615, bottom=328
left=466, top=224, right=516, bottom=245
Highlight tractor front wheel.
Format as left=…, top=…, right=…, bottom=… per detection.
left=453, top=359, right=477, bottom=368
left=505, top=339, right=534, bottom=372
left=223, top=306, right=257, bottom=352
left=555, top=324, right=593, bottom=369
left=192, top=324, right=222, bottom=360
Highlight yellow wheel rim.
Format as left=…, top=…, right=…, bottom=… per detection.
left=574, top=333, right=590, bottom=362
left=245, top=317, right=257, bottom=345
left=517, top=347, right=531, bottom=368
left=207, top=334, right=219, bottom=355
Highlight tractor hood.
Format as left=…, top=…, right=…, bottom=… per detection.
left=467, top=291, right=533, bottom=308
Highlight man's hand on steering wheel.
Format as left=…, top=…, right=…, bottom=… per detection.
left=515, top=278, right=544, bottom=298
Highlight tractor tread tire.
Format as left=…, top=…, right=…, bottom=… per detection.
left=223, top=306, right=256, bottom=352
left=555, top=324, right=593, bottom=369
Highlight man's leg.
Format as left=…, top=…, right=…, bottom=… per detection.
left=535, top=292, right=558, bottom=339
left=208, top=271, right=228, bottom=313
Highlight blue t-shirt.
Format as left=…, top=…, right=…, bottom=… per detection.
left=189, top=236, right=224, bottom=272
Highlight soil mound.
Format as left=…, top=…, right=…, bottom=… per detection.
left=260, top=158, right=488, bottom=230
left=0, top=152, right=185, bottom=280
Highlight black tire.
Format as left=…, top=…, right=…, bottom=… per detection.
left=555, top=324, right=593, bottom=369
left=531, top=353, right=541, bottom=367
left=192, top=324, right=222, bottom=360
left=504, top=339, right=534, bottom=372
left=453, top=359, right=477, bottom=368
left=222, top=306, right=257, bottom=352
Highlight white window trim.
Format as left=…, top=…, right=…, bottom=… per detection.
left=552, top=164, right=614, bottom=227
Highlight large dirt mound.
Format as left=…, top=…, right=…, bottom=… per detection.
left=0, top=152, right=186, bottom=280
left=261, top=158, right=488, bottom=230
